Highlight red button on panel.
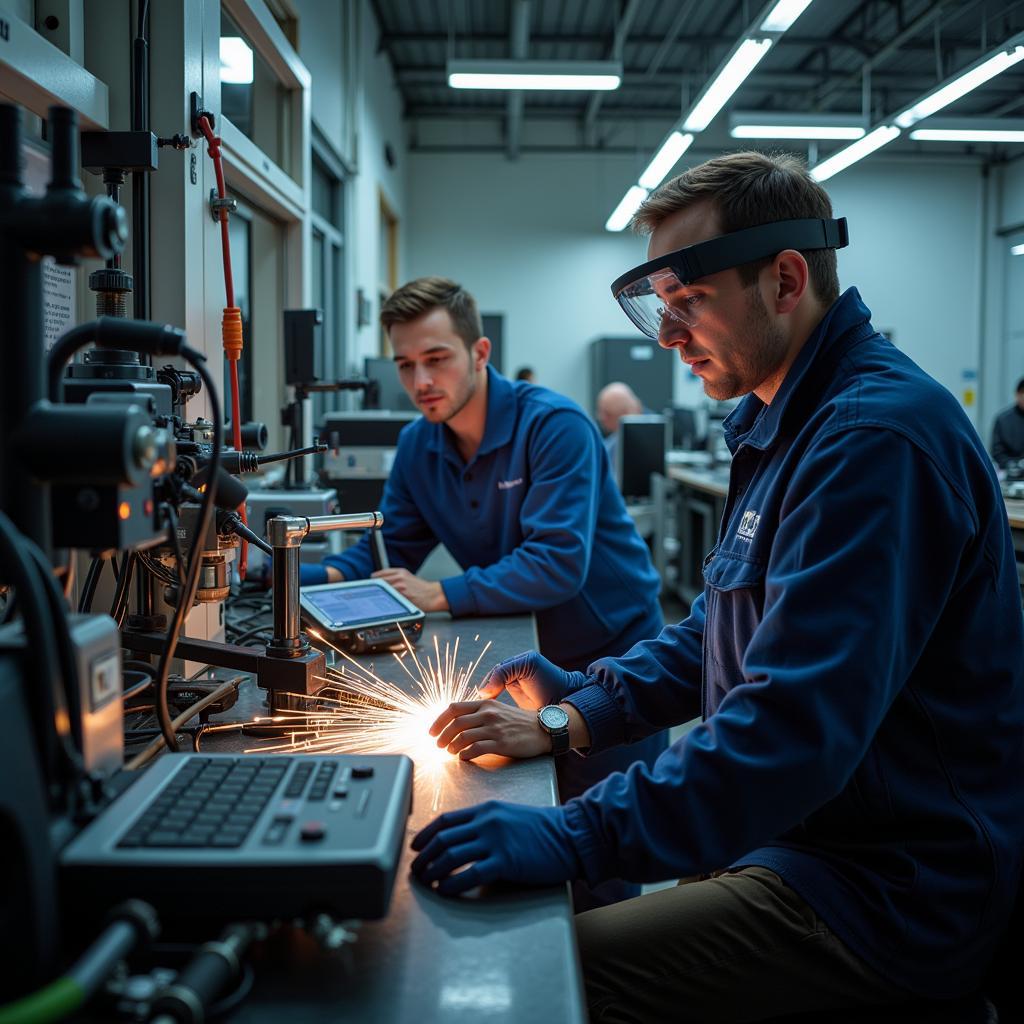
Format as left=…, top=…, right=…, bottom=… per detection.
left=300, top=820, right=327, bottom=841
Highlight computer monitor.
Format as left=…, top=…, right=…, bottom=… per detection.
left=363, top=357, right=416, bottom=412
left=616, top=414, right=669, bottom=500
left=669, top=406, right=702, bottom=450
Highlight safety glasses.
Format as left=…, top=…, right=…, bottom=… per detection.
left=610, top=218, right=848, bottom=341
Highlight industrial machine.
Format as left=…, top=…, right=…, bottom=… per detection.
left=0, top=99, right=413, bottom=1021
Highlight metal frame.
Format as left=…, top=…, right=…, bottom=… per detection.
left=0, top=3, right=108, bottom=127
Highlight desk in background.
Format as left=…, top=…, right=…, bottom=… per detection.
left=189, top=612, right=585, bottom=1024
left=666, top=463, right=730, bottom=605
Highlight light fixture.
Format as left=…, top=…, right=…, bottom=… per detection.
left=910, top=128, right=1024, bottom=142
left=605, top=185, right=648, bottom=233
left=760, top=0, right=815, bottom=33
left=894, top=42, right=1024, bottom=129
left=1012, top=243, right=1024, bottom=256
left=732, top=123, right=865, bottom=139
left=638, top=132, right=694, bottom=189
left=810, top=125, right=901, bottom=182
left=219, top=37, right=254, bottom=85
left=446, top=60, right=622, bottom=91
left=683, top=38, right=774, bottom=132
left=729, top=112, right=865, bottom=139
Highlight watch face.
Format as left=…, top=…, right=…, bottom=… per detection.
left=539, top=705, right=569, bottom=730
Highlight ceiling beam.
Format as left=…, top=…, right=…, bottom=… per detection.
left=583, top=0, right=645, bottom=147
left=506, top=0, right=531, bottom=160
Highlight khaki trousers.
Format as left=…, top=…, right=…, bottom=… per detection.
left=576, top=866, right=909, bottom=1023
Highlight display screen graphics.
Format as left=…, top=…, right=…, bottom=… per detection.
left=305, top=584, right=411, bottom=626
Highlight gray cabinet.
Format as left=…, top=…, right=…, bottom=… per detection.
left=590, top=336, right=675, bottom=413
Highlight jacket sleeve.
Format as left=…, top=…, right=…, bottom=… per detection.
left=561, top=426, right=975, bottom=884
left=562, top=595, right=706, bottom=751
left=441, top=409, right=603, bottom=617
left=324, top=444, right=439, bottom=580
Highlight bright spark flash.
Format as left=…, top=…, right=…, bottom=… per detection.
left=245, top=627, right=492, bottom=773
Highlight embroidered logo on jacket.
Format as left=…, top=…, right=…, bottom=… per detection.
left=498, top=477, right=524, bottom=491
left=737, top=510, right=760, bottom=541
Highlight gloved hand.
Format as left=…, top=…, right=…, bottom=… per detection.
left=410, top=800, right=581, bottom=896
left=478, top=650, right=588, bottom=710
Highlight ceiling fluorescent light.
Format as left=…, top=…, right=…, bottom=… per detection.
left=760, top=0, right=815, bottom=33
left=810, top=124, right=900, bottom=182
left=1011, top=243, right=1024, bottom=256
left=447, top=59, right=621, bottom=91
left=894, top=43, right=1024, bottom=129
left=683, top=38, right=773, bottom=132
left=910, top=128, right=1024, bottom=143
left=220, top=37, right=254, bottom=85
left=605, top=185, right=649, bottom=233
left=638, top=132, right=694, bottom=189
left=732, top=123, right=865, bottom=139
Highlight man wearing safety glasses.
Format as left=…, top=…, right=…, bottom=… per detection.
left=411, top=151, right=1024, bottom=1019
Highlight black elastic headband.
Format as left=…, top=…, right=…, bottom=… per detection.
left=610, top=217, right=849, bottom=297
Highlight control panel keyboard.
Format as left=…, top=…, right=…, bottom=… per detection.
left=62, top=752, right=413, bottom=922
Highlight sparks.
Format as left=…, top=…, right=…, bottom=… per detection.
left=245, top=627, right=492, bottom=774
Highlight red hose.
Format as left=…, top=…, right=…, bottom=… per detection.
left=199, top=114, right=249, bottom=580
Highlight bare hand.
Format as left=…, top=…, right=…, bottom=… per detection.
left=429, top=699, right=550, bottom=760
left=371, top=568, right=448, bottom=613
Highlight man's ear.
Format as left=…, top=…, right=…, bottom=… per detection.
left=472, top=336, right=492, bottom=371
left=771, top=249, right=809, bottom=314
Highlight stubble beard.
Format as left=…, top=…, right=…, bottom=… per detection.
left=703, top=287, right=789, bottom=401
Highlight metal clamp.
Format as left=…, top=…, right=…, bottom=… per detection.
left=209, top=189, right=238, bottom=222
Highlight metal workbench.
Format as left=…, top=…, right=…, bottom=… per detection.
left=200, top=612, right=587, bottom=1024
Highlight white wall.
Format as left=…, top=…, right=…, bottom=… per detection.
left=407, top=150, right=991, bottom=423
left=292, top=0, right=407, bottom=372
left=406, top=150, right=655, bottom=410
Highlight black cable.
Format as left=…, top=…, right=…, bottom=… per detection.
left=137, top=552, right=179, bottom=587
left=109, top=551, right=137, bottom=626
left=153, top=348, right=221, bottom=751
left=164, top=504, right=187, bottom=583
left=78, top=556, right=104, bottom=613
left=0, top=512, right=73, bottom=798
left=25, top=542, right=84, bottom=763
left=123, top=658, right=156, bottom=676
left=121, top=671, right=152, bottom=701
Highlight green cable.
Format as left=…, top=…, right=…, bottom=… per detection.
left=0, top=977, right=84, bottom=1024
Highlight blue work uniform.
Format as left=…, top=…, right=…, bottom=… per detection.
left=320, top=366, right=667, bottom=901
left=560, top=287, right=1024, bottom=997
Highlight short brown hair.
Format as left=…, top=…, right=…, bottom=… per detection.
left=631, top=151, right=840, bottom=305
left=380, top=276, right=482, bottom=348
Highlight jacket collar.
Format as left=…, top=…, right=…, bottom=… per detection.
left=723, top=286, right=874, bottom=453
left=427, top=364, right=517, bottom=465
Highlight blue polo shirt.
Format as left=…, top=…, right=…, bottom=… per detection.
left=320, top=366, right=663, bottom=668
left=560, top=288, right=1024, bottom=997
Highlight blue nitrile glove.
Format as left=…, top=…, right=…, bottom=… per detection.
left=410, top=800, right=581, bottom=896
left=478, top=651, right=588, bottom=709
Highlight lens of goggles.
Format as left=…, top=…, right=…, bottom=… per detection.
left=615, top=268, right=702, bottom=342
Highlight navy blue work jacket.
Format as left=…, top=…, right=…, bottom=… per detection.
left=562, top=288, right=1024, bottom=997
left=324, top=366, right=662, bottom=668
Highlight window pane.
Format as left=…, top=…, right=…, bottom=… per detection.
left=220, top=9, right=295, bottom=180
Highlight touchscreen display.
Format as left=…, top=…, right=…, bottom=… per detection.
left=305, top=584, right=411, bottom=626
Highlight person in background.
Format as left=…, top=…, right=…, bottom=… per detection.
left=514, top=366, right=535, bottom=383
left=409, top=153, right=1024, bottom=1020
left=990, top=376, right=1024, bottom=469
left=304, top=276, right=666, bottom=909
left=595, top=381, right=643, bottom=466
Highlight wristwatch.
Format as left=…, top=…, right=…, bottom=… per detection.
left=537, top=704, right=571, bottom=755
